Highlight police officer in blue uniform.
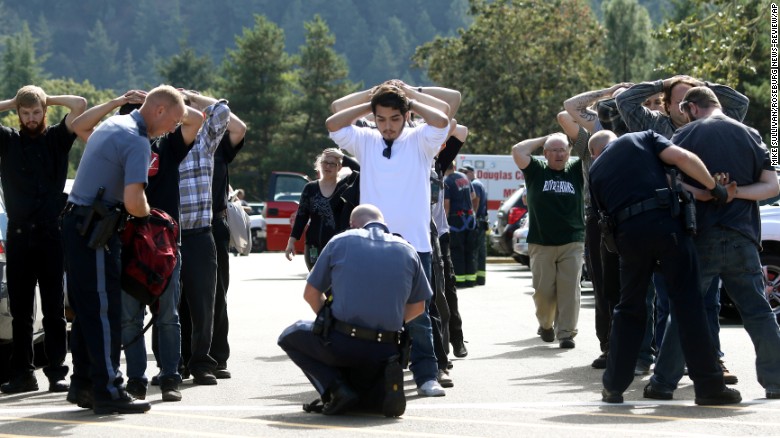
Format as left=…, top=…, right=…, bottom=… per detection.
left=588, top=129, right=741, bottom=405
left=278, top=204, right=431, bottom=417
left=63, top=85, right=184, bottom=414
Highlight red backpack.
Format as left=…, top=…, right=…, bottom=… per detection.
left=120, top=208, right=179, bottom=310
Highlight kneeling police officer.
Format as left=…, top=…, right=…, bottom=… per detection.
left=278, top=204, right=431, bottom=417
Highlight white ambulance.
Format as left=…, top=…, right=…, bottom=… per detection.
left=455, top=154, right=525, bottom=223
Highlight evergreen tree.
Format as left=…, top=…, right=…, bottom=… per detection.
left=83, top=20, right=119, bottom=90
left=221, top=14, right=292, bottom=200
left=1, top=23, right=46, bottom=98
left=273, top=14, right=355, bottom=176
left=602, top=0, right=657, bottom=82
left=414, top=0, right=607, bottom=153
left=157, top=45, right=216, bottom=91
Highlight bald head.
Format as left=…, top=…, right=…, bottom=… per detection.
left=139, top=85, right=186, bottom=138
left=350, top=204, right=384, bottom=229
left=588, top=130, right=617, bottom=158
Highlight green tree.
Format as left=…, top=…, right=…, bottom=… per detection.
left=1, top=22, right=47, bottom=98
left=654, top=0, right=768, bottom=86
left=82, top=20, right=118, bottom=90
left=221, top=14, right=292, bottom=200
left=654, top=0, right=770, bottom=138
left=602, top=0, right=657, bottom=82
left=272, top=15, right=356, bottom=176
left=414, top=0, right=607, bottom=154
left=157, top=44, right=216, bottom=91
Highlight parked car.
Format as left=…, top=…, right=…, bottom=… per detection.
left=247, top=202, right=265, bottom=216
left=511, top=216, right=529, bottom=266
left=249, top=213, right=267, bottom=253
left=721, top=203, right=780, bottom=322
left=490, top=187, right=527, bottom=260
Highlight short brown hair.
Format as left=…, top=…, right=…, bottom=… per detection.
left=681, top=86, right=721, bottom=110
left=15, top=85, right=47, bottom=110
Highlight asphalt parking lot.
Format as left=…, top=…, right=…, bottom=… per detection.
left=0, top=253, right=778, bottom=438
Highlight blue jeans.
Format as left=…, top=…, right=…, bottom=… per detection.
left=121, top=254, right=183, bottom=384
left=653, top=274, right=721, bottom=359
left=652, top=229, right=780, bottom=392
left=408, top=251, right=438, bottom=387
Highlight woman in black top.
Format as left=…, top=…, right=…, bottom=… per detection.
left=285, top=148, right=359, bottom=270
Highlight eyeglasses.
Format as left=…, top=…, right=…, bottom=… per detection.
left=382, top=145, right=392, bottom=159
left=679, top=100, right=693, bottom=112
left=321, top=160, right=339, bottom=168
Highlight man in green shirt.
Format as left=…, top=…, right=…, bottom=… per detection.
left=511, top=133, right=585, bottom=349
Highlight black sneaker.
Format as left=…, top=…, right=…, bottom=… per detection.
left=0, top=374, right=38, bottom=394
left=559, top=338, right=575, bottom=349
left=322, top=383, right=359, bottom=416
left=48, top=379, right=70, bottom=393
left=643, top=382, right=673, bottom=400
left=382, top=360, right=405, bottom=418
left=695, top=387, right=741, bottom=406
left=93, top=391, right=151, bottom=415
left=452, top=340, right=468, bottom=358
left=437, top=369, right=454, bottom=388
left=125, top=378, right=147, bottom=400
left=591, top=352, right=608, bottom=369
left=66, top=385, right=93, bottom=409
left=150, top=371, right=161, bottom=386
left=602, top=388, right=623, bottom=404
left=160, top=376, right=182, bottom=402
left=192, top=370, right=217, bottom=385
left=213, top=368, right=232, bottom=379
left=537, top=326, right=555, bottom=343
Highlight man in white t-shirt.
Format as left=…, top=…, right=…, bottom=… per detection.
left=326, top=82, right=450, bottom=397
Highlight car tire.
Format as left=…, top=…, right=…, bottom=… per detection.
left=251, top=230, right=266, bottom=253
left=512, top=254, right=529, bottom=265
left=761, top=252, right=780, bottom=324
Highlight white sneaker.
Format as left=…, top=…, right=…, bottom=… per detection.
left=417, top=379, right=446, bottom=397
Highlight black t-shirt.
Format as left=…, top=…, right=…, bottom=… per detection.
left=589, top=130, right=673, bottom=221
left=146, top=127, right=192, bottom=223
left=672, top=114, right=771, bottom=244
left=0, top=115, right=76, bottom=222
left=212, top=134, right=245, bottom=213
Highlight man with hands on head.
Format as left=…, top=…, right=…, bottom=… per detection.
left=616, top=74, right=749, bottom=139
left=0, top=86, right=86, bottom=395
left=512, top=133, right=585, bottom=349
left=326, top=81, right=451, bottom=397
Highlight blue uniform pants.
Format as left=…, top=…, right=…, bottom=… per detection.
left=62, top=213, right=124, bottom=401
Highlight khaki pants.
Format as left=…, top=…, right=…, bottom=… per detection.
left=528, top=242, right=584, bottom=340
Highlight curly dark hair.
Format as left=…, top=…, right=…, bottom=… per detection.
left=370, top=84, right=410, bottom=115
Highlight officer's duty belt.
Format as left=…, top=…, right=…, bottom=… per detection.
left=332, top=320, right=399, bottom=344
left=615, top=190, right=672, bottom=224
left=63, top=202, right=92, bottom=217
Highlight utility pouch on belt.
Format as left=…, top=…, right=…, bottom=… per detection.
left=81, top=187, right=125, bottom=250
left=312, top=299, right=333, bottom=339
left=398, top=327, right=412, bottom=369
left=598, top=214, right=618, bottom=254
